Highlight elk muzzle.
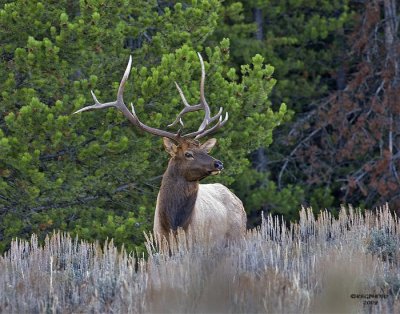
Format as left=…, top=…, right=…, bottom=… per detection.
left=210, top=159, right=224, bottom=175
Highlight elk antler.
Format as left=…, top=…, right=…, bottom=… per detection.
left=168, top=53, right=228, bottom=139
left=74, top=53, right=228, bottom=141
left=73, top=56, right=180, bottom=142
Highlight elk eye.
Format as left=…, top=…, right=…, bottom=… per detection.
left=184, top=151, right=194, bottom=159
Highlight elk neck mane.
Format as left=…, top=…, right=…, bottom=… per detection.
left=157, top=159, right=199, bottom=234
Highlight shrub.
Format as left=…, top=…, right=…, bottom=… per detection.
left=1, top=205, right=399, bottom=313
left=367, top=229, right=399, bottom=262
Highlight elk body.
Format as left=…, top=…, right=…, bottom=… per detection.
left=74, top=53, right=246, bottom=243
left=154, top=137, right=246, bottom=243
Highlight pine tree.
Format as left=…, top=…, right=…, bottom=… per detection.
left=0, top=0, right=286, bottom=252
left=210, top=0, right=351, bottom=219
left=282, top=0, right=400, bottom=212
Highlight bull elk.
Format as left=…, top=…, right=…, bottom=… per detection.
left=74, top=53, right=246, bottom=243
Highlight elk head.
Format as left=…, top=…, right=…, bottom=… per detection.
left=163, top=137, right=224, bottom=181
left=74, top=53, right=228, bottom=180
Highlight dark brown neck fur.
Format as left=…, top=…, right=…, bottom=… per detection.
left=158, top=160, right=199, bottom=235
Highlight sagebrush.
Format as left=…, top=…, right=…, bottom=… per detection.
left=1, top=205, right=399, bottom=313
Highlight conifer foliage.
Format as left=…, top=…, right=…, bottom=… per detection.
left=0, top=1, right=286, bottom=252
left=280, top=0, right=400, bottom=211
left=212, top=0, right=352, bottom=219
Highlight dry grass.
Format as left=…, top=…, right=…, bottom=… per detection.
left=1, top=205, right=399, bottom=313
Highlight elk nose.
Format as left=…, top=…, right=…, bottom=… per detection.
left=214, top=160, right=224, bottom=170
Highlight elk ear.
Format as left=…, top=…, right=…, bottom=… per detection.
left=163, top=137, right=178, bottom=156
left=200, top=138, right=217, bottom=153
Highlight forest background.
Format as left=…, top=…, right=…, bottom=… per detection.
left=0, top=0, right=399, bottom=253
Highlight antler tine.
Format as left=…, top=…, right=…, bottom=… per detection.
left=167, top=82, right=203, bottom=128
left=174, top=81, right=191, bottom=108
left=190, top=52, right=229, bottom=139
left=184, top=111, right=229, bottom=139
left=197, top=52, right=211, bottom=131
left=195, top=112, right=229, bottom=139
left=73, top=90, right=114, bottom=114
left=208, top=107, right=223, bottom=123
left=74, top=56, right=180, bottom=142
left=196, top=52, right=225, bottom=134
left=73, top=56, right=133, bottom=115
left=168, top=53, right=226, bottom=138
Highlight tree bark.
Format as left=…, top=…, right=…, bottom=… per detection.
left=253, top=8, right=264, bottom=41
left=383, top=0, right=399, bottom=82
